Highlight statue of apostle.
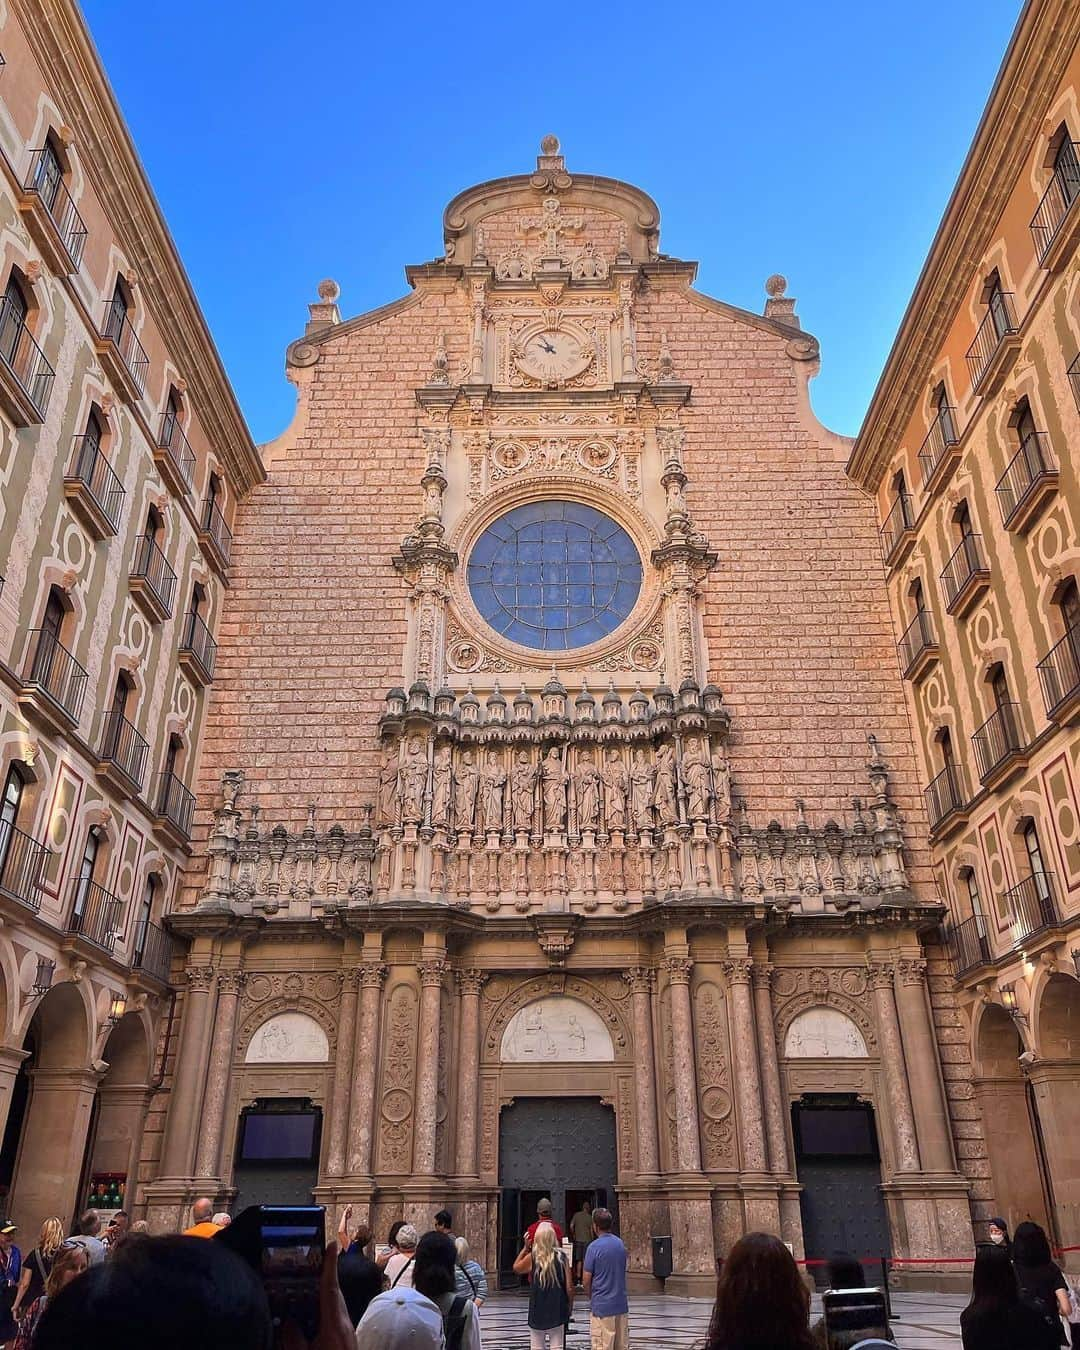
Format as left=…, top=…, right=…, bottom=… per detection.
left=601, top=749, right=628, bottom=832
left=682, top=737, right=711, bottom=821
left=629, top=748, right=655, bottom=833
left=574, top=751, right=601, bottom=832
left=540, top=746, right=569, bottom=832
left=479, top=749, right=506, bottom=833
left=510, top=750, right=538, bottom=833
left=430, top=743, right=452, bottom=829
left=397, top=736, right=428, bottom=825
left=377, top=743, right=399, bottom=828
left=711, top=747, right=732, bottom=824
left=652, top=741, right=678, bottom=828
left=452, top=748, right=479, bottom=834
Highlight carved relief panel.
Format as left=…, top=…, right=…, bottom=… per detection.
left=376, top=982, right=419, bottom=1174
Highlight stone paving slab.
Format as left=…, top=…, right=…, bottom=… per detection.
left=478, top=1290, right=965, bottom=1348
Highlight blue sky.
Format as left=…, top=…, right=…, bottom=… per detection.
left=82, top=0, right=1021, bottom=446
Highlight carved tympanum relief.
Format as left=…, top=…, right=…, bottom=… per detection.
left=500, top=996, right=615, bottom=1063
left=783, top=1008, right=869, bottom=1059
left=244, top=1012, right=330, bottom=1064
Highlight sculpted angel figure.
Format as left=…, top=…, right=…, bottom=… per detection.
left=629, top=747, right=655, bottom=832
left=711, top=747, right=732, bottom=823
left=452, top=748, right=479, bottom=833
left=430, top=743, right=452, bottom=829
left=540, top=746, right=569, bottom=832
left=682, top=737, right=711, bottom=820
left=574, top=751, right=601, bottom=832
left=652, top=741, right=678, bottom=828
left=397, top=736, right=428, bottom=825
left=510, top=750, right=538, bottom=833
left=479, top=749, right=506, bottom=833
left=601, top=749, right=628, bottom=831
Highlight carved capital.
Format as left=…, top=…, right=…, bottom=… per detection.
left=622, top=966, right=655, bottom=995
left=895, top=957, right=928, bottom=987
left=456, top=968, right=489, bottom=997
left=721, top=957, right=753, bottom=986
left=866, top=958, right=896, bottom=991
left=662, top=955, right=693, bottom=986
left=358, top=962, right=388, bottom=990
left=417, top=958, right=448, bottom=988
left=185, top=965, right=216, bottom=993
left=217, top=969, right=247, bottom=997
left=751, top=961, right=774, bottom=991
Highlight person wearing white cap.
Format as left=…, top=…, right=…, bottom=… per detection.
left=384, top=1224, right=419, bottom=1290
left=355, top=1283, right=446, bottom=1349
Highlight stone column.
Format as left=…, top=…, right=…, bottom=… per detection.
left=325, top=968, right=361, bottom=1179
left=194, top=969, right=246, bottom=1181
left=623, top=967, right=660, bottom=1177
left=0, top=1046, right=29, bottom=1143
left=454, top=969, right=487, bottom=1178
left=159, top=965, right=218, bottom=1178
left=893, top=958, right=955, bottom=1173
left=663, top=956, right=702, bottom=1173
left=11, top=1067, right=101, bottom=1232
left=751, top=963, right=789, bottom=1174
left=413, top=959, right=446, bottom=1176
left=723, top=957, right=768, bottom=1174
left=868, top=959, right=920, bottom=1172
left=347, top=963, right=386, bottom=1179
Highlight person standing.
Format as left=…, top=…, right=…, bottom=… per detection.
left=582, top=1208, right=628, bottom=1350
left=434, top=1210, right=455, bottom=1238
left=961, top=1243, right=1059, bottom=1350
left=525, top=1199, right=564, bottom=1247
left=1013, top=1221, right=1070, bottom=1346
left=513, top=1222, right=571, bottom=1350
left=384, top=1224, right=418, bottom=1289
left=375, top=1219, right=406, bottom=1270
left=0, top=1221, right=21, bottom=1347
left=12, top=1243, right=89, bottom=1350
left=66, top=1212, right=106, bottom=1266
left=987, top=1217, right=1012, bottom=1258
left=570, top=1201, right=593, bottom=1288
left=701, top=1232, right=815, bottom=1350
left=10, top=1218, right=62, bottom=1324
left=454, top=1237, right=488, bottom=1309
left=181, top=1199, right=222, bottom=1239
left=413, top=1231, right=482, bottom=1350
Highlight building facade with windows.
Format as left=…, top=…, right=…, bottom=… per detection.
left=0, top=0, right=261, bottom=1232
left=849, top=0, right=1080, bottom=1255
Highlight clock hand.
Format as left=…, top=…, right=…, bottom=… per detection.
left=539, top=339, right=556, bottom=354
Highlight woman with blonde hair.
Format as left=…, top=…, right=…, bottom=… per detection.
left=513, top=1220, right=572, bottom=1349
left=10, top=1219, right=63, bottom=1325
left=13, top=1242, right=88, bottom=1349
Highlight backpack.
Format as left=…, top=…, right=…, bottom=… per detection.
left=442, top=1293, right=469, bottom=1350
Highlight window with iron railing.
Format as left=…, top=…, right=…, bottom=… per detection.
left=1030, top=136, right=1080, bottom=262
left=24, top=144, right=87, bottom=267
left=0, top=283, right=54, bottom=417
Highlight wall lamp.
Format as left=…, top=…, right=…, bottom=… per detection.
left=105, top=992, right=127, bottom=1028
left=31, top=956, right=54, bottom=998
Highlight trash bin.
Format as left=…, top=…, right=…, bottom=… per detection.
left=651, top=1235, right=673, bottom=1280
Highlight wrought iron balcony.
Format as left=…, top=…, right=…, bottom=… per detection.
left=880, top=492, right=915, bottom=567
left=154, top=770, right=195, bottom=840
left=0, top=821, right=51, bottom=911
left=924, top=763, right=966, bottom=833
left=898, top=609, right=938, bottom=680
left=131, top=917, right=174, bottom=984
left=129, top=534, right=177, bottom=621
left=939, top=533, right=991, bottom=616
left=996, top=431, right=1059, bottom=532
left=1036, top=623, right=1080, bottom=721
left=946, top=914, right=990, bottom=976
left=180, top=611, right=217, bottom=686
left=1030, top=143, right=1080, bottom=266
left=22, top=148, right=87, bottom=270
left=199, top=496, right=232, bottom=572
left=97, top=299, right=149, bottom=400
left=966, top=292, right=1019, bottom=393
left=917, top=407, right=960, bottom=491
left=1069, top=352, right=1080, bottom=412
left=96, top=709, right=148, bottom=793
left=972, top=702, right=1024, bottom=785
left=66, top=877, right=123, bottom=953
left=18, top=628, right=88, bottom=727
left=0, top=295, right=54, bottom=424
left=1001, top=870, right=1060, bottom=948
left=63, top=435, right=124, bottom=538
left=155, top=412, right=196, bottom=497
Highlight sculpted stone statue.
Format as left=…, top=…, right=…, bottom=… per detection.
left=601, top=749, right=628, bottom=831
left=682, top=737, right=711, bottom=820
left=540, top=746, right=568, bottom=832
left=711, top=748, right=732, bottom=823
left=430, top=743, right=452, bottom=828
left=629, top=748, right=655, bottom=832
left=574, top=751, right=601, bottom=832
left=510, top=750, right=538, bottom=832
left=479, top=749, right=506, bottom=833
left=653, top=741, right=678, bottom=828
left=453, top=749, right=479, bottom=833
left=378, top=744, right=399, bottom=827
left=397, top=736, right=428, bottom=825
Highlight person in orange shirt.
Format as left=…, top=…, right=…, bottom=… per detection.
left=182, top=1198, right=222, bottom=1239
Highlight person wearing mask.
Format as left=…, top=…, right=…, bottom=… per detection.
left=1013, top=1221, right=1070, bottom=1346
left=66, top=1211, right=106, bottom=1267
left=12, top=1243, right=89, bottom=1350
left=702, top=1231, right=816, bottom=1350
left=0, top=1221, right=21, bottom=1347
left=376, top=1220, right=407, bottom=1271
left=454, top=1236, right=488, bottom=1309
left=182, top=1198, right=222, bottom=1239
left=10, top=1218, right=63, bottom=1325
left=961, top=1242, right=1059, bottom=1350
left=987, top=1217, right=1012, bottom=1258
left=513, top=1221, right=571, bottom=1349
left=412, top=1231, right=482, bottom=1350
left=384, top=1223, right=419, bottom=1289
left=582, top=1208, right=628, bottom=1350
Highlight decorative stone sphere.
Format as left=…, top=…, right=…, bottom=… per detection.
left=540, top=134, right=560, bottom=156
left=765, top=273, right=787, bottom=298
left=317, top=278, right=340, bottom=302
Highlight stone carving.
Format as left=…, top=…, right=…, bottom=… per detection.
left=244, top=1012, right=330, bottom=1064
left=711, top=749, right=732, bottom=823
left=602, top=751, right=628, bottom=832
left=431, top=743, right=452, bottom=829
left=510, top=751, right=538, bottom=832
left=695, top=984, right=736, bottom=1169
left=784, top=1008, right=869, bottom=1059
left=541, top=747, right=569, bottom=831
left=484, top=974, right=629, bottom=1060
left=378, top=745, right=398, bottom=826
left=453, top=750, right=480, bottom=833
left=378, top=984, right=418, bottom=1173
left=479, top=750, right=506, bottom=833
left=629, top=748, right=655, bottom=832
left=653, top=743, right=678, bottom=827
left=479, top=1079, right=498, bottom=1174
left=500, top=997, right=615, bottom=1063
left=682, top=738, right=711, bottom=820
left=574, top=752, right=601, bottom=832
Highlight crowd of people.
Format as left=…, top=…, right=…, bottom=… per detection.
left=0, top=1198, right=1076, bottom=1348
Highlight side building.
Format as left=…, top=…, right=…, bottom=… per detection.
left=849, top=0, right=1080, bottom=1250
left=0, top=0, right=261, bottom=1233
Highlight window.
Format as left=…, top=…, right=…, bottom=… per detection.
left=910, top=578, right=925, bottom=615
left=189, top=581, right=206, bottom=623
left=1053, top=133, right=1080, bottom=208
left=164, top=733, right=182, bottom=782
left=955, top=502, right=974, bottom=540
left=964, top=868, right=985, bottom=930
left=103, top=277, right=128, bottom=343
left=30, top=139, right=63, bottom=214
left=1023, top=821, right=1047, bottom=878
left=41, top=586, right=64, bottom=640
left=939, top=728, right=954, bottom=766
left=1014, top=399, right=1038, bottom=449
left=1058, top=579, right=1080, bottom=634
left=145, top=505, right=163, bottom=545
left=0, top=766, right=24, bottom=880
left=934, top=384, right=956, bottom=443
left=986, top=273, right=1012, bottom=340
left=72, top=827, right=100, bottom=921
left=162, top=390, right=181, bottom=447
left=84, top=409, right=103, bottom=455
left=0, top=277, right=28, bottom=367
left=134, top=874, right=157, bottom=961
left=30, top=586, right=67, bottom=687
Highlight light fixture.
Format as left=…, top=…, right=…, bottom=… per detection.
left=106, top=992, right=127, bottom=1028
left=31, top=956, right=54, bottom=998
left=1071, top=950, right=1080, bottom=981
left=1000, top=982, right=1028, bottom=1027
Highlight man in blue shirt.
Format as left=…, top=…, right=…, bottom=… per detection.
left=582, top=1207, right=629, bottom=1350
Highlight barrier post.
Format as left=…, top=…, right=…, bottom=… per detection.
left=880, top=1255, right=893, bottom=1320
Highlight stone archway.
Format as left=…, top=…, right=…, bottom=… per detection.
left=1028, top=974, right=1080, bottom=1245
left=87, top=1013, right=154, bottom=1217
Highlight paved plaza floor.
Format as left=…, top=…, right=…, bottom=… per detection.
left=479, top=1290, right=965, bottom=1348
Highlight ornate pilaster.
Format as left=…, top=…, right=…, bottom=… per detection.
left=414, top=958, right=447, bottom=1176
left=347, top=963, right=387, bottom=1178
left=722, top=957, right=768, bottom=1174
left=454, top=968, right=488, bottom=1178
left=623, top=966, right=660, bottom=1177
left=195, top=968, right=246, bottom=1179
left=159, top=964, right=218, bottom=1178
left=663, top=955, right=703, bottom=1173
left=867, top=959, right=920, bottom=1173
left=893, top=957, right=955, bottom=1173
left=751, top=962, right=790, bottom=1175
left=325, top=967, right=362, bottom=1178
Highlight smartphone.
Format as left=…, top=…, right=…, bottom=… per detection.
left=216, top=1204, right=325, bottom=1339
left=822, top=1287, right=889, bottom=1350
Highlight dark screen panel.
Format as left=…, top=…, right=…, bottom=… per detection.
left=240, top=1111, right=318, bottom=1163
left=796, top=1107, right=876, bottom=1158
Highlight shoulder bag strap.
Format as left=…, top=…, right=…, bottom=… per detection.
left=457, top=1261, right=477, bottom=1295
left=390, top=1255, right=415, bottom=1288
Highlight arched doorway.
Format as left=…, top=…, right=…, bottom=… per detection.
left=82, top=1014, right=153, bottom=1218
left=1029, top=975, right=1080, bottom=1246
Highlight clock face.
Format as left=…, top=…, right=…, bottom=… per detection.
left=516, top=329, right=590, bottom=384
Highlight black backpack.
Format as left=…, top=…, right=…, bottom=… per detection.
left=443, top=1293, right=470, bottom=1350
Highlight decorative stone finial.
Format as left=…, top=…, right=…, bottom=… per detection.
left=306, top=278, right=342, bottom=336
left=763, top=273, right=799, bottom=329
left=427, top=332, right=449, bottom=386
left=765, top=274, right=787, bottom=297
left=317, top=278, right=340, bottom=303
left=540, top=134, right=560, bottom=156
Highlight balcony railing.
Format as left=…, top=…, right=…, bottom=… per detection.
left=156, top=413, right=196, bottom=493
left=924, top=763, right=965, bottom=832
left=130, top=534, right=177, bottom=615
left=131, top=917, right=174, bottom=983
left=966, top=292, right=1019, bottom=391
left=995, top=431, right=1058, bottom=528
left=1030, top=144, right=1080, bottom=262
left=20, top=628, right=88, bottom=723
left=1002, top=871, right=1060, bottom=947
left=940, top=533, right=989, bottom=611
left=880, top=492, right=914, bottom=564
left=200, top=496, right=233, bottom=566
left=99, top=300, right=149, bottom=396
left=68, top=435, right=124, bottom=533
left=0, top=821, right=50, bottom=911
left=1036, top=624, right=1080, bottom=717
left=0, top=295, right=54, bottom=418
left=917, top=407, right=960, bottom=487
left=181, top=611, right=217, bottom=681
left=155, top=770, right=195, bottom=838
left=946, top=914, right=990, bottom=976
left=972, top=703, right=1023, bottom=783
left=97, top=709, right=148, bottom=790
left=23, top=148, right=87, bottom=267
left=898, top=609, right=937, bottom=677
left=1069, top=353, right=1080, bottom=412
left=67, top=877, right=123, bottom=952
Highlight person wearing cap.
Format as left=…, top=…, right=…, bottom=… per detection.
left=384, top=1224, right=419, bottom=1290
left=524, top=1199, right=564, bottom=1248
left=355, top=1283, right=445, bottom=1349
left=0, top=1219, right=21, bottom=1345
